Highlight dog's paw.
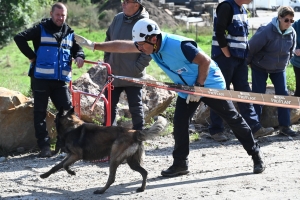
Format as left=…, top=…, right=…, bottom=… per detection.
left=67, top=170, right=76, bottom=176
left=94, top=189, right=105, bottom=194
left=40, top=173, right=49, bottom=179
left=136, top=187, right=145, bottom=193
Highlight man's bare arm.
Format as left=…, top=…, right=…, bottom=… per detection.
left=94, top=40, right=140, bottom=53
left=75, top=34, right=140, bottom=53
left=192, top=51, right=211, bottom=85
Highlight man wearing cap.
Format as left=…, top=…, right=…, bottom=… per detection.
left=101, top=0, right=151, bottom=130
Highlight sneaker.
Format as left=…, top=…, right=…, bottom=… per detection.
left=252, top=151, right=265, bottom=174
left=39, top=146, right=52, bottom=158
left=161, top=164, right=189, bottom=177
left=253, top=127, right=274, bottom=139
left=279, top=126, right=297, bottom=137
left=211, top=132, right=228, bottom=142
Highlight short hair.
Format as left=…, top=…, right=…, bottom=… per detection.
left=278, top=6, right=294, bottom=18
left=51, top=2, right=67, bottom=12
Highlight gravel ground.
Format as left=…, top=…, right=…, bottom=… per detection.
left=1, top=125, right=300, bottom=200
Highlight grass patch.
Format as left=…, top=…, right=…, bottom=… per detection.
left=190, top=132, right=200, bottom=142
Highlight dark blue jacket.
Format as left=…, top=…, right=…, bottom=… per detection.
left=290, top=19, right=300, bottom=68
left=212, top=0, right=249, bottom=59
left=247, top=17, right=296, bottom=73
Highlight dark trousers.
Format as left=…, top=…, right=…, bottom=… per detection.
left=293, top=66, right=300, bottom=97
left=172, top=96, right=259, bottom=164
left=104, top=86, right=144, bottom=130
left=31, top=77, right=72, bottom=149
left=209, top=55, right=261, bottom=134
left=251, top=67, right=290, bottom=126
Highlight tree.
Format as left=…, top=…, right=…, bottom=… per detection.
left=0, top=0, right=52, bottom=49
left=98, top=0, right=122, bottom=14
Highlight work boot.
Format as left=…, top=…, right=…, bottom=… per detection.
left=161, top=161, right=189, bottom=177
left=39, top=146, right=52, bottom=158
left=253, top=127, right=274, bottom=139
left=252, top=151, right=265, bottom=174
left=279, top=126, right=297, bottom=137
left=211, top=132, right=228, bottom=142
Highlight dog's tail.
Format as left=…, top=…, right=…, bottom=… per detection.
left=137, top=116, right=168, bottom=141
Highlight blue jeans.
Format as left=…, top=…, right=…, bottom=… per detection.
left=209, top=55, right=261, bottom=134
left=251, top=67, right=290, bottom=126
left=172, top=96, right=259, bottom=163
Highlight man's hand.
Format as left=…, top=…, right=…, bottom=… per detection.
left=29, top=58, right=36, bottom=63
left=294, top=49, right=300, bottom=56
left=186, top=94, right=201, bottom=104
left=75, top=34, right=95, bottom=51
left=74, top=57, right=84, bottom=68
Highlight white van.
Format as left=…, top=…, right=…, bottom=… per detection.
left=255, top=0, right=278, bottom=10
left=290, top=0, right=300, bottom=11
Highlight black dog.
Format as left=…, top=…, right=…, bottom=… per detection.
left=40, top=107, right=167, bottom=194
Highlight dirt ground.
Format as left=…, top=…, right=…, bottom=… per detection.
left=1, top=125, right=300, bottom=200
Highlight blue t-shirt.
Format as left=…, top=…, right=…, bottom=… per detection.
left=181, top=41, right=199, bottom=63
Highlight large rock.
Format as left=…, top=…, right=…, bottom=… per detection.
left=193, top=86, right=300, bottom=128
left=72, top=64, right=176, bottom=128
left=0, top=87, right=55, bottom=152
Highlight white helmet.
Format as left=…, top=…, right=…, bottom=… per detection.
left=132, top=18, right=161, bottom=42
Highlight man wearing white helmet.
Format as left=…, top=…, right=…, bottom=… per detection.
left=75, top=18, right=265, bottom=177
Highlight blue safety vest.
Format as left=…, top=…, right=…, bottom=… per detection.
left=151, top=32, right=226, bottom=99
left=34, top=25, right=73, bottom=82
left=211, top=0, right=249, bottom=59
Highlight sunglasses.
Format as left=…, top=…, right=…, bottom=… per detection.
left=283, top=18, right=294, bottom=23
left=136, top=42, right=146, bottom=49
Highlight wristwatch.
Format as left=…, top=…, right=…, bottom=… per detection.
left=194, top=82, right=204, bottom=87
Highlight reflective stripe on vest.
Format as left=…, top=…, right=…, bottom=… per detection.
left=34, top=25, right=73, bottom=81
left=211, top=0, right=248, bottom=59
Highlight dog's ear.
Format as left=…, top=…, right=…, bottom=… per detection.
left=58, top=107, right=64, bottom=116
left=66, top=107, right=75, bottom=115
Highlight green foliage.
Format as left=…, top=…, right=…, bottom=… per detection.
left=98, top=0, right=110, bottom=11
left=98, top=0, right=120, bottom=13
left=0, top=0, right=52, bottom=49
left=92, top=115, right=104, bottom=126
left=161, top=104, right=175, bottom=122
left=66, top=2, right=100, bottom=31
left=119, top=116, right=131, bottom=123
left=98, top=10, right=117, bottom=28
left=190, top=132, right=200, bottom=142
left=91, top=0, right=102, bottom=3
left=160, top=124, right=173, bottom=137
left=163, top=25, right=213, bottom=56
left=59, top=0, right=91, bottom=4
left=0, top=43, right=31, bottom=94
left=286, top=65, right=296, bottom=91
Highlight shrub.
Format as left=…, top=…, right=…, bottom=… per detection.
left=66, top=2, right=100, bottom=30
left=98, top=10, right=118, bottom=29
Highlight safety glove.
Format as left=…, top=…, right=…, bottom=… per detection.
left=75, top=34, right=95, bottom=51
left=186, top=94, right=201, bottom=104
